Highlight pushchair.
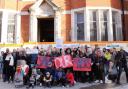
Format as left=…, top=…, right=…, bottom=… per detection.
left=26, top=74, right=36, bottom=89
left=14, top=71, right=24, bottom=88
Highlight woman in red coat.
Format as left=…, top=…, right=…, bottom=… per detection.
left=66, top=70, right=75, bottom=86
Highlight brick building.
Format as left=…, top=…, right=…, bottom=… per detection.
left=0, top=0, right=128, bottom=43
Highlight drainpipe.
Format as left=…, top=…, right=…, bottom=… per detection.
left=121, top=0, right=125, bottom=40
left=16, top=0, right=19, bottom=11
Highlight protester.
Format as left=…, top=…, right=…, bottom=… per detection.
left=0, top=45, right=128, bottom=88
left=3, top=48, right=15, bottom=83
left=94, top=49, right=105, bottom=83
left=66, top=70, right=75, bottom=86
left=55, top=67, right=66, bottom=87
left=116, top=49, right=128, bottom=84
left=104, top=49, right=112, bottom=76
left=43, top=72, right=52, bottom=88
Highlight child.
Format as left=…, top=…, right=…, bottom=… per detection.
left=26, top=74, right=36, bottom=89
left=66, top=70, right=75, bottom=86
left=26, top=68, right=37, bottom=89
left=43, top=72, right=52, bottom=88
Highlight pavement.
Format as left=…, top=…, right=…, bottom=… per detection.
left=0, top=72, right=127, bottom=89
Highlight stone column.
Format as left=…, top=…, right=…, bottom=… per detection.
left=29, top=14, right=37, bottom=42
left=85, top=8, right=90, bottom=41
left=54, top=11, right=62, bottom=41
left=108, top=9, right=113, bottom=41
left=15, top=13, right=21, bottom=43
left=1, top=11, right=8, bottom=43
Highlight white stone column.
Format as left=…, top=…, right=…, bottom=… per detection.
left=15, top=13, right=21, bottom=43
left=54, top=11, right=62, bottom=41
left=97, top=10, right=101, bottom=41
left=71, top=11, right=77, bottom=42
left=85, top=8, right=90, bottom=41
left=29, top=14, right=38, bottom=42
left=1, top=11, right=8, bottom=43
left=108, top=9, right=113, bottom=41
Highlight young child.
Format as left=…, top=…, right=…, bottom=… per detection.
left=26, top=68, right=37, bottom=89
left=43, top=72, right=52, bottom=88
left=66, top=70, right=75, bottom=86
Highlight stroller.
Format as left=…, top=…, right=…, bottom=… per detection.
left=26, top=74, right=36, bottom=89
left=26, top=68, right=40, bottom=89
left=14, top=69, right=24, bottom=88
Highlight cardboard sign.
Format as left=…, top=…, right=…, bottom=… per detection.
left=54, top=55, right=73, bottom=68
left=73, top=58, right=91, bottom=71
left=36, top=56, right=51, bottom=68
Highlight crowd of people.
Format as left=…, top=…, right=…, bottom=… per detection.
left=0, top=45, right=128, bottom=88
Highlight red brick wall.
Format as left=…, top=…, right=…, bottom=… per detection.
left=124, top=14, right=128, bottom=40
left=21, top=15, right=30, bottom=42
left=61, top=14, right=71, bottom=41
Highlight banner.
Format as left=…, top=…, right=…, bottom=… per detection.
left=73, top=58, right=91, bottom=71
left=36, top=56, right=51, bottom=68
left=54, top=55, right=73, bottom=69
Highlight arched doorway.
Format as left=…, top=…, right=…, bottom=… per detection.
left=38, top=18, right=54, bottom=42
left=29, top=0, right=61, bottom=42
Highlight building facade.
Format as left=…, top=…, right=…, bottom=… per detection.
left=0, top=0, right=128, bottom=43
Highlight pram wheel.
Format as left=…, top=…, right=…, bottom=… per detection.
left=32, top=86, right=34, bottom=89
left=15, top=85, right=17, bottom=88
left=26, top=86, right=29, bottom=89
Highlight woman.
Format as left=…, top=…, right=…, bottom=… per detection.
left=94, top=49, right=105, bottom=83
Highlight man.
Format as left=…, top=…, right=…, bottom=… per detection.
left=3, top=48, right=14, bottom=83
left=116, top=48, right=128, bottom=84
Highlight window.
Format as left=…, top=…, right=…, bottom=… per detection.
left=76, top=12, right=84, bottom=41
left=112, top=11, right=123, bottom=41
left=89, top=10, right=97, bottom=41
left=100, top=10, right=108, bottom=41
left=73, top=9, right=123, bottom=42
left=7, top=14, right=16, bottom=43
left=0, top=12, right=2, bottom=42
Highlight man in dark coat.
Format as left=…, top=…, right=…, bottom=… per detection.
left=116, top=49, right=128, bottom=84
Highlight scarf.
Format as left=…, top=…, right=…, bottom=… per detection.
left=5, top=53, right=14, bottom=66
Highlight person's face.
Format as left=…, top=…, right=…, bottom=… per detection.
left=113, top=48, right=116, bottom=52
left=106, top=50, right=109, bottom=53
left=6, top=48, right=9, bottom=53
left=46, top=74, right=50, bottom=77
left=48, top=63, right=52, bottom=67
left=67, top=49, right=71, bottom=53
left=13, top=49, right=16, bottom=52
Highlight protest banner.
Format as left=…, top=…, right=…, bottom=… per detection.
left=73, top=58, right=91, bottom=71
left=54, top=55, right=73, bottom=69
left=36, top=56, right=51, bottom=68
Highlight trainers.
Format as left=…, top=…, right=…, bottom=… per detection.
left=106, top=80, right=112, bottom=84
left=95, top=80, right=99, bottom=83
left=40, top=83, right=42, bottom=87
left=116, top=82, right=121, bottom=85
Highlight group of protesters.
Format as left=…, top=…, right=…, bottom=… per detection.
left=0, top=45, right=128, bottom=88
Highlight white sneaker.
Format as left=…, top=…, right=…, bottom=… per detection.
left=40, top=83, right=42, bottom=86
left=106, top=80, right=112, bottom=83
left=100, top=80, right=103, bottom=83
left=95, top=80, right=99, bottom=83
